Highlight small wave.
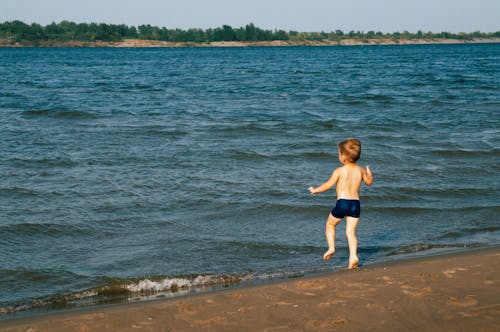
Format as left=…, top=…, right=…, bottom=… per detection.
left=216, top=123, right=277, bottom=135
left=243, top=202, right=331, bottom=216
left=451, top=75, right=479, bottom=84
left=21, top=109, right=98, bottom=119
left=371, top=205, right=500, bottom=214
left=387, top=243, right=475, bottom=256
left=291, top=69, right=324, bottom=75
left=332, top=97, right=367, bottom=106
left=429, top=148, right=499, bottom=158
left=0, top=223, right=93, bottom=237
left=372, top=186, right=492, bottom=201
left=0, top=187, right=38, bottom=197
left=21, top=109, right=49, bottom=116
left=6, top=156, right=78, bottom=168
left=436, top=226, right=500, bottom=241
left=230, top=150, right=267, bottom=160
left=477, top=85, right=497, bottom=91
left=210, top=239, right=320, bottom=257
left=142, top=128, right=188, bottom=138
left=1, top=264, right=346, bottom=317
left=310, top=119, right=343, bottom=131
left=230, top=150, right=335, bottom=161
left=0, top=91, right=22, bottom=98
left=124, top=274, right=242, bottom=293
left=0, top=267, right=86, bottom=285
left=364, top=94, right=395, bottom=103
left=0, top=273, right=245, bottom=316
left=0, top=267, right=93, bottom=315
left=133, top=83, right=163, bottom=92
left=0, top=187, right=65, bottom=198
left=431, top=99, right=444, bottom=106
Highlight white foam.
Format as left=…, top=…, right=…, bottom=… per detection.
left=125, top=275, right=218, bottom=293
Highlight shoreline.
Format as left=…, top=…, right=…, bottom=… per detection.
left=0, top=246, right=485, bottom=319
left=1, top=246, right=498, bottom=331
left=1, top=37, right=500, bottom=48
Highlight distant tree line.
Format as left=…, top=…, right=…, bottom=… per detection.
left=1, top=20, right=499, bottom=44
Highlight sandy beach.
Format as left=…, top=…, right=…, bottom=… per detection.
left=1, top=37, right=500, bottom=48
left=1, top=246, right=498, bottom=331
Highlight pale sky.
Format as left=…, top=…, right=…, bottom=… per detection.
left=2, top=0, right=499, bottom=32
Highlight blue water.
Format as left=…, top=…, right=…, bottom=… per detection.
left=1, top=44, right=499, bottom=316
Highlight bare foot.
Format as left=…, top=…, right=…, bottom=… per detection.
left=323, top=249, right=335, bottom=261
left=348, top=257, right=359, bottom=269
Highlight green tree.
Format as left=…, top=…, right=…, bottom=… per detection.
left=21, top=23, right=46, bottom=41
left=212, top=27, right=223, bottom=41
left=234, top=27, right=246, bottom=41
left=138, top=24, right=153, bottom=39
left=222, top=25, right=235, bottom=41
left=275, top=29, right=288, bottom=40
left=245, top=23, right=257, bottom=41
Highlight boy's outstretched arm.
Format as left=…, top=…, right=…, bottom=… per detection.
left=363, top=165, right=373, bottom=186
left=308, top=169, right=340, bottom=195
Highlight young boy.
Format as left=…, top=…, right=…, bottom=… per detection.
left=308, top=138, right=373, bottom=269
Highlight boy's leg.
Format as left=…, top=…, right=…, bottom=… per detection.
left=324, top=213, right=343, bottom=260
left=345, top=217, right=359, bottom=269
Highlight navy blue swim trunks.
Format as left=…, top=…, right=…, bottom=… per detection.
left=331, top=199, right=361, bottom=218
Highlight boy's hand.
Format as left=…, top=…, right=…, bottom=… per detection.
left=364, top=165, right=373, bottom=186
left=308, top=186, right=317, bottom=195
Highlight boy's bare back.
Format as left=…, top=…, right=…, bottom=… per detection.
left=308, top=162, right=372, bottom=198
left=331, top=164, right=371, bottom=200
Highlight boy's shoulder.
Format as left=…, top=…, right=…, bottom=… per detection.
left=337, top=164, right=364, bottom=176
left=338, top=163, right=363, bottom=171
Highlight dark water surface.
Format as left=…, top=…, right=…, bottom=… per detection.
left=1, top=44, right=499, bottom=316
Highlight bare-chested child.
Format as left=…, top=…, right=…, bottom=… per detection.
left=308, top=138, right=373, bottom=269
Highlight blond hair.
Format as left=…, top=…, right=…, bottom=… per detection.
left=338, top=138, right=361, bottom=162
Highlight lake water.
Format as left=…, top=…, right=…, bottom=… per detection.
left=1, top=44, right=499, bottom=316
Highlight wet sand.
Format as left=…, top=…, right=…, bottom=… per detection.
left=1, top=247, right=499, bottom=331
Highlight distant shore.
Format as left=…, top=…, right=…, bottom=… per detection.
left=1, top=247, right=499, bottom=331
left=1, top=37, right=500, bottom=48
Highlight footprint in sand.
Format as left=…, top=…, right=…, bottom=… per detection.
left=237, top=306, right=254, bottom=313
left=448, top=295, right=478, bottom=307
left=177, top=303, right=197, bottom=315
left=317, top=299, right=346, bottom=308
left=296, top=280, right=327, bottom=290
left=348, top=282, right=374, bottom=289
left=442, top=267, right=468, bottom=278
left=191, top=316, right=226, bottom=327
left=400, top=285, right=432, bottom=298
left=335, top=290, right=355, bottom=298
left=365, top=303, right=385, bottom=311
left=261, top=292, right=279, bottom=301
left=276, top=301, right=294, bottom=306
left=130, top=317, right=156, bottom=329
left=417, top=272, right=438, bottom=280
left=227, top=292, right=243, bottom=299
left=305, top=317, right=347, bottom=329
left=264, top=326, right=293, bottom=332
left=380, top=276, right=396, bottom=285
